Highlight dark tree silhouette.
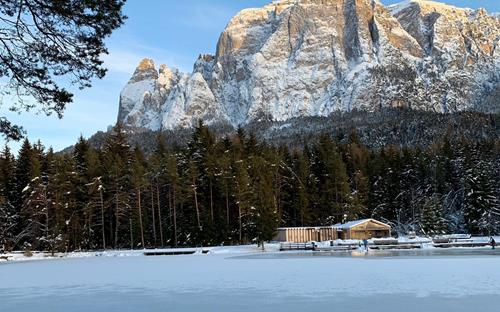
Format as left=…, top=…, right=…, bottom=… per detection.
left=0, top=0, right=127, bottom=139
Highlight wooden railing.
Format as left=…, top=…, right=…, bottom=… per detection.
left=279, top=242, right=316, bottom=251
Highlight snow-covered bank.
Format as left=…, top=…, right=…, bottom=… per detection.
left=1, top=236, right=497, bottom=263
left=0, top=244, right=281, bottom=263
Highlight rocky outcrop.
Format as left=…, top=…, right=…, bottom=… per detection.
left=118, top=0, right=500, bottom=130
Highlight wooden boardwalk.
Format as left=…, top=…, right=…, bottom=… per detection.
left=144, top=249, right=209, bottom=256
left=279, top=242, right=316, bottom=251
left=433, top=242, right=491, bottom=248
left=315, top=245, right=358, bottom=252
left=370, top=243, right=423, bottom=250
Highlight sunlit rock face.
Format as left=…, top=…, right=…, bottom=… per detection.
left=118, top=0, right=500, bottom=130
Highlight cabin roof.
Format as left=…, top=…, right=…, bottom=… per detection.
left=333, top=219, right=390, bottom=230
left=277, top=226, right=335, bottom=230
left=277, top=219, right=391, bottom=231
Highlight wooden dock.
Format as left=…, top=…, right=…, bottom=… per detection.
left=315, top=245, right=358, bottom=252
left=433, top=242, right=491, bottom=248
left=144, top=249, right=209, bottom=256
left=370, top=243, right=423, bottom=250
left=279, top=242, right=316, bottom=251
left=279, top=242, right=358, bottom=252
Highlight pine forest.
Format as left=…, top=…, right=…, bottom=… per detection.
left=0, top=122, right=499, bottom=252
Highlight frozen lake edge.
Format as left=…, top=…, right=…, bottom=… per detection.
left=1, top=247, right=499, bottom=312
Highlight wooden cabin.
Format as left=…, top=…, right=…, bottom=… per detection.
left=334, top=219, right=391, bottom=240
left=275, top=219, right=391, bottom=242
left=275, top=226, right=338, bottom=243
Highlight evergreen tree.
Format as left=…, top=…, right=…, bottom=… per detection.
left=420, top=195, right=448, bottom=235
left=282, top=150, right=312, bottom=226
left=132, top=146, right=147, bottom=248
left=102, top=124, right=132, bottom=249
left=310, top=135, right=352, bottom=224
left=464, top=158, right=500, bottom=235
left=0, top=145, right=17, bottom=251
left=15, top=139, right=35, bottom=210
left=165, top=152, right=181, bottom=247
left=249, top=155, right=278, bottom=247
left=233, top=159, right=252, bottom=244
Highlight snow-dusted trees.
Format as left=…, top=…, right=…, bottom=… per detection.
left=463, top=155, right=500, bottom=235
left=0, top=145, right=17, bottom=251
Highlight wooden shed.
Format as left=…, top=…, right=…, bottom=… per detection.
left=334, top=219, right=391, bottom=240
left=275, top=226, right=338, bottom=243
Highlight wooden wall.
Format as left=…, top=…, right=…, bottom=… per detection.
left=344, top=220, right=391, bottom=240
left=348, top=229, right=390, bottom=240
left=275, top=227, right=338, bottom=242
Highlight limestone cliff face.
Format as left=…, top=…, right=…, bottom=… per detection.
left=118, top=0, right=500, bottom=130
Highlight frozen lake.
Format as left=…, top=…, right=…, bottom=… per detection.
left=1, top=249, right=499, bottom=311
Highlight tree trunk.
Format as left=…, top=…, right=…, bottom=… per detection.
left=156, top=181, right=164, bottom=247
left=137, top=187, right=145, bottom=248
left=239, top=204, right=242, bottom=244
left=151, top=184, right=157, bottom=246
left=44, top=185, right=49, bottom=246
left=114, top=191, right=119, bottom=249
left=192, top=177, right=201, bottom=230
left=173, top=186, right=177, bottom=247
left=99, top=187, right=106, bottom=250
left=209, top=178, right=214, bottom=223
left=225, top=183, right=230, bottom=226
left=129, top=217, right=133, bottom=250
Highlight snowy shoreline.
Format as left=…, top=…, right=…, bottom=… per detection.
left=1, top=236, right=498, bottom=263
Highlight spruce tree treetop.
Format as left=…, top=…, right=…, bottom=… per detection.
left=0, top=0, right=126, bottom=140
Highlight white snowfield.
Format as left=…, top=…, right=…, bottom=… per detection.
left=1, top=238, right=499, bottom=311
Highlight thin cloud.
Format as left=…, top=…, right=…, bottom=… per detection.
left=101, top=50, right=145, bottom=76
left=172, top=3, right=235, bottom=31
left=103, top=44, right=195, bottom=78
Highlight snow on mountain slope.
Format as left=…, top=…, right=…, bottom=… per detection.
left=118, top=0, right=500, bottom=130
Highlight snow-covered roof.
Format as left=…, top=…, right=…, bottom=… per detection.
left=333, top=219, right=390, bottom=230
left=277, top=226, right=334, bottom=230
left=277, top=219, right=390, bottom=231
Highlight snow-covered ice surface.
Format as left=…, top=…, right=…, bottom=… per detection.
left=1, top=247, right=499, bottom=311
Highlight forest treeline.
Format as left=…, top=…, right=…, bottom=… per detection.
left=0, top=123, right=499, bottom=252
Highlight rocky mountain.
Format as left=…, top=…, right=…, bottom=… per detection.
left=118, top=0, right=500, bottom=131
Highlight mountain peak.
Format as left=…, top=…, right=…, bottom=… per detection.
left=130, top=58, right=158, bottom=83
left=137, top=58, right=155, bottom=70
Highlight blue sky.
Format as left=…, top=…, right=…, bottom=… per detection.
left=1, top=0, right=498, bottom=153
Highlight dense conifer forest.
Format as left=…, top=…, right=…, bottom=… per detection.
left=0, top=121, right=499, bottom=252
